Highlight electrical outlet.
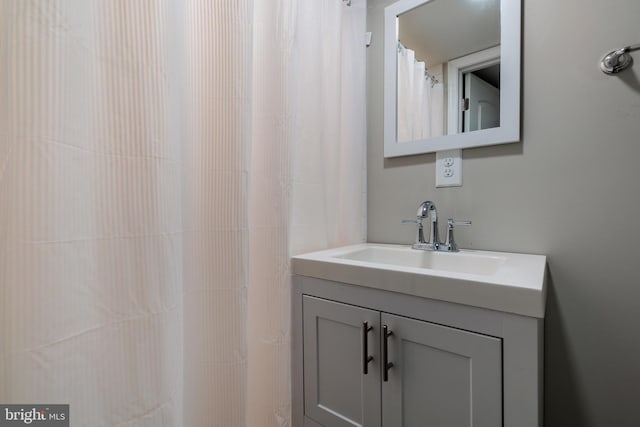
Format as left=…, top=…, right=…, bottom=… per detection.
left=436, top=149, right=462, bottom=187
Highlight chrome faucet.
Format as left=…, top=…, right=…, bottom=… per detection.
left=402, top=201, right=471, bottom=252
left=401, top=200, right=440, bottom=250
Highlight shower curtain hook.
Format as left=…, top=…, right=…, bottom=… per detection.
left=343, top=0, right=352, bottom=6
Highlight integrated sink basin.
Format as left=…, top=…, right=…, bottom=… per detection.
left=334, top=245, right=506, bottom=276
left=292, top=243, right=547, bottom=318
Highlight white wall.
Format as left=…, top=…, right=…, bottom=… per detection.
left=367, top=0, right=640, bottom=425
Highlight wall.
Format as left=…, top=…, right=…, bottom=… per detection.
left=367, top=0, right=640, bottom=426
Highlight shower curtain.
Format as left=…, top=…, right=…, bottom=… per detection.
left=0, top=0, right=366, bottom=426
left=397, top=44, right=443, bottom=142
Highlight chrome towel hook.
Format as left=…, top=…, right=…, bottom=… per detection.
left=600, top=44, right=640, bottom=74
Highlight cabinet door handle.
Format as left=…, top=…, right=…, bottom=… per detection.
left=383, top=324, right=394, bottom=382
left=362, top=321, right=374, bottom=375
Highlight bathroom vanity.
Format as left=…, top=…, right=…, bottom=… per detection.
left=291, top=244, right=546, bottom=427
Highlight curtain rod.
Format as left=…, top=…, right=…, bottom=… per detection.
left=397, top=41, right=441, bottom=87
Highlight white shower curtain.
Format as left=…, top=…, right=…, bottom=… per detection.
left=0, top=0, right=366, bottom=426
left=397, top=44, right=443, bottom=142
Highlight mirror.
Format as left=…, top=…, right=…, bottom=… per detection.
left=384, top=0, right=521, bottom=157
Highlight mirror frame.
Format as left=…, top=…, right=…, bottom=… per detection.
left=383, top=0, right=521, bottom=158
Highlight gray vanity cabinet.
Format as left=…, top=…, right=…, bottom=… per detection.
left=303, top=296, right=381, bottom=427
left=302, top=295, right=502, bottom=427
left=381, top=312, right=502, bottom=426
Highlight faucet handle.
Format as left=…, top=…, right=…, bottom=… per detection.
left=402, top=218, right=427, bottom=248
left=447, top=219, right=471, bottom=228
left=444, top=218, right=472, bottom=252
left=401, top=219, right=421, bottom=225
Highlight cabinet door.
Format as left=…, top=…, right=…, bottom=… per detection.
left=303, top=296, right=381, bottom=427
left=381, top=313, right=502, bottom=427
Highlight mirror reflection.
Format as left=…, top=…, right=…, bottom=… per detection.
left=462, top=64, right=500, bottom=132
left=396, top=0, right=500, bottom=143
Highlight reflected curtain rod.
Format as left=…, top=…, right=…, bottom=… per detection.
left=397, top=41, right=440, bottom=86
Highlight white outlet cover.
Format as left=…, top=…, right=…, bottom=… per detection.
left=436, top=149, right=462, bottom=187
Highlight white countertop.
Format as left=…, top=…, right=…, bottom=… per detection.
left=292, top=243, right=547, bottom=318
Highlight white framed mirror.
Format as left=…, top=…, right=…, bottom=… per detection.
left=383, top=0, right=521, bottom=158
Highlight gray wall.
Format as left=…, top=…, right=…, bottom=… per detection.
left=367, top=0, right=640, bottom=426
